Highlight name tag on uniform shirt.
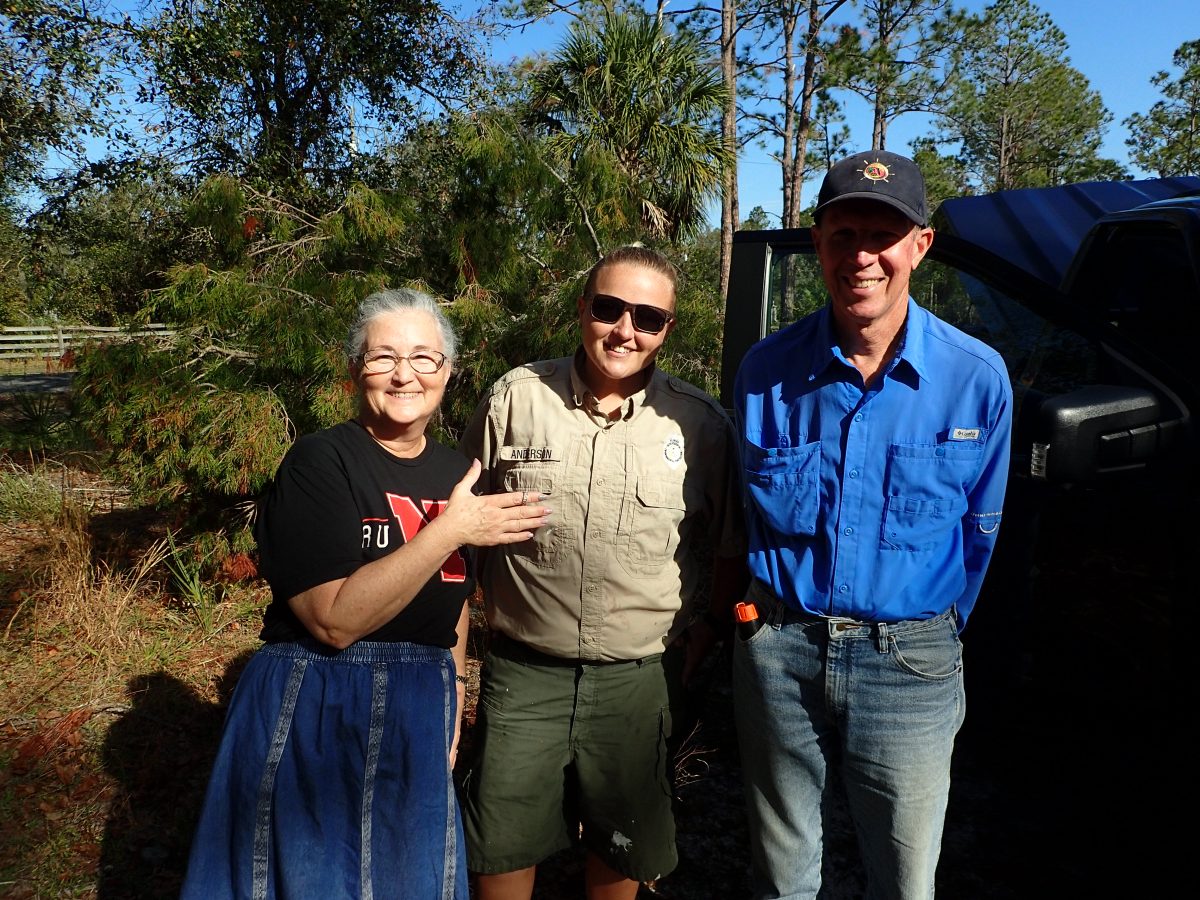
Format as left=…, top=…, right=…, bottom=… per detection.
left=499, top=446, right=561, bottom=462
left=950, top=427, right=982, bottom=441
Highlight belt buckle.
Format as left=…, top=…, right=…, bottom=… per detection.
left=833, top=621, right=858, bottom=632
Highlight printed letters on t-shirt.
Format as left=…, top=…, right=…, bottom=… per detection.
left=381, top=493, right=467, bottom=583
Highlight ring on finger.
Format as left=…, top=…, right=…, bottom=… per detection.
left=520, top=491, right=529, bottom=506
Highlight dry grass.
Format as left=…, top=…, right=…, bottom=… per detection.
left=0, top=359, right=54, bottom=377
left=0, top=466, right=263, bottom=898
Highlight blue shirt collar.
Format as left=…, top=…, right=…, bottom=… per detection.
left=801, top=298, right=930, bottom=385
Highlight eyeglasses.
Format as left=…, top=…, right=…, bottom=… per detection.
left=587, top=294, right=675, bottom=335
left=358, top=349, right=447, bottom=375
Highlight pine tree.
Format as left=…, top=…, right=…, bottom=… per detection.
left=1125, top=40, right=1200, bottom=177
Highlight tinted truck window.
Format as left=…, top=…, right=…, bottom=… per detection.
left=1071, top=223, right=1197, bottom=361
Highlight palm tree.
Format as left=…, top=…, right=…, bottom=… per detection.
left=528, top=11, right=730, bottom=242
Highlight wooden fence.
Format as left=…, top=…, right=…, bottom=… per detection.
left=0, top=324, right=173, bottom=368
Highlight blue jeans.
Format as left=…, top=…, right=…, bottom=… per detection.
left=733, top=590, right=965, bottom=900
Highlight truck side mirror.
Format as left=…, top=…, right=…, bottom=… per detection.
left=1029, top=385, right=1183, bottom=483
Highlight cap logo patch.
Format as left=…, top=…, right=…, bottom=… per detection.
left=860, top=160, right=890, bottom=181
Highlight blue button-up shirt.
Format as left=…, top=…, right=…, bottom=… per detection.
left=735, top=299, right=1013, bottom=629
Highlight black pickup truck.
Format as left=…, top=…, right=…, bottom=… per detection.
left=719, top=176, right=1198, bottom=894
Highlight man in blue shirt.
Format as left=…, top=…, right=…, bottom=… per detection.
left=733, top=150, right=1012, bottom=899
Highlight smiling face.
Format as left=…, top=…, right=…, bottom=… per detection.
left=353, top=310, right=450, bottom=443
left=812, top=199, right=933, bottom=336
left=576, top=262, right=676, bottom=402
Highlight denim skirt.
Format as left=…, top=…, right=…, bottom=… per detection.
left=181, top=640, right=467, bottom=900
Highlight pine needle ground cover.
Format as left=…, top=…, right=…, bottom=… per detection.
left=0, top=456, right=263, bottom=898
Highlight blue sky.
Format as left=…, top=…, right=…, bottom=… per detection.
left=472, top=0, right=1196, bottom=226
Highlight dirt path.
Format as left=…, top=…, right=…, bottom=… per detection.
left=0, top=374, right=73, bottom=395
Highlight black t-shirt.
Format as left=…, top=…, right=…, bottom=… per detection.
left=256, top=421, right=475, bottom=648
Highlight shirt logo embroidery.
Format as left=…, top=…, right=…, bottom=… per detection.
left=951, top=427, right=981, bottom=440
left=663, top=434, right=684, bottom=469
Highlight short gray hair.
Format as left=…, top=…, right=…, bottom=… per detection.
left=345, top=288, right=458, bottom=363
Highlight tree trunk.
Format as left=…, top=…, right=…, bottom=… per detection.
left=780, top=7, right=798, bottom=230
left=719, top=0, right=739, bottom=299
left=789, top=1, right=824, bottom=229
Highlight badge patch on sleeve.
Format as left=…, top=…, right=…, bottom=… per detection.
left=663, top=434, right=684, bottom=469
left=950, top=427, right=981, bottom=441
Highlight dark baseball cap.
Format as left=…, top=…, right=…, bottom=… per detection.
left=814, top=150, right=928, bottom=227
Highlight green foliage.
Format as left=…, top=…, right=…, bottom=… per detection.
left=804, top=93, right=853, bottom=178
left=827, top=0, right=952, bottom=150
left=63, top=11, right=737, bottom=523
left=73, top=337, right=295, bottom=511
left=662, top=241, right=725, bottom=398
left=362, top=99, right=665, bottom=429
left=934, top=0, right=1125, bottom=191
left=138, top=0, right=479, bottom=186
left=741, top=206, right=772, bottom=231
left=163, top=530, right=228, bottom=631
left=528, top=10, right=731, bottom=240
left=0, top=0, right=126, bottom=199
left=26, top=162, right=191, bottom=323
left=1125, top=40, right=1200, bottom=177
left=0, top=391, right=82, bottom=452
left=0, top=461, right=61, bottom=523
left=164, top=530, right=209, bottom=605
left=183, top=173, right=249, bottom=261
left=0, top=200, right=27, bottom=322
left=71, top=170, right=462, bottom=515
left=909, top=137, right=973, bottom=212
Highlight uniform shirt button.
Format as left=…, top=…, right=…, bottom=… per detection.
left=849, top=469, right=859, bottom=479
left=854, top=413, right=864, bottom=422
left=838, top=584, right=849, bottom=593
left=843, top=527, right=854, bottom=536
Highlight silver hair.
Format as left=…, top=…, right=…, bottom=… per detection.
left=344, top=288, right=458, bottom=363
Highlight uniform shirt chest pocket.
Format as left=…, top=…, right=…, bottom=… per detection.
left=881, top=440, right=984, bottom=552
left=743, top=440, right=821, bottom=537
left=498, top=455, right=565, bottom=568
left=619, top=477, right=692, bottom=575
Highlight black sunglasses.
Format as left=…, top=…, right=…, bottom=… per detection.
left=587, top=294, right=675, bottom=335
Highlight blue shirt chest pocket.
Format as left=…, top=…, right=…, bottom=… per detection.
left=744, top=439, right=821, bottom=537
left=881, top=440, right=984, bottom=552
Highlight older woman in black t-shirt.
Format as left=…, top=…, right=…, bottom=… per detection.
left=182, top=289, right=549, bottom=900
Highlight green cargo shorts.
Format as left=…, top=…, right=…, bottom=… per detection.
left=462, top=635, right=683, bottom=881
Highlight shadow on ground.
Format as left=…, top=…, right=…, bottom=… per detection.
left=98, top=652, right=253, bottom=900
